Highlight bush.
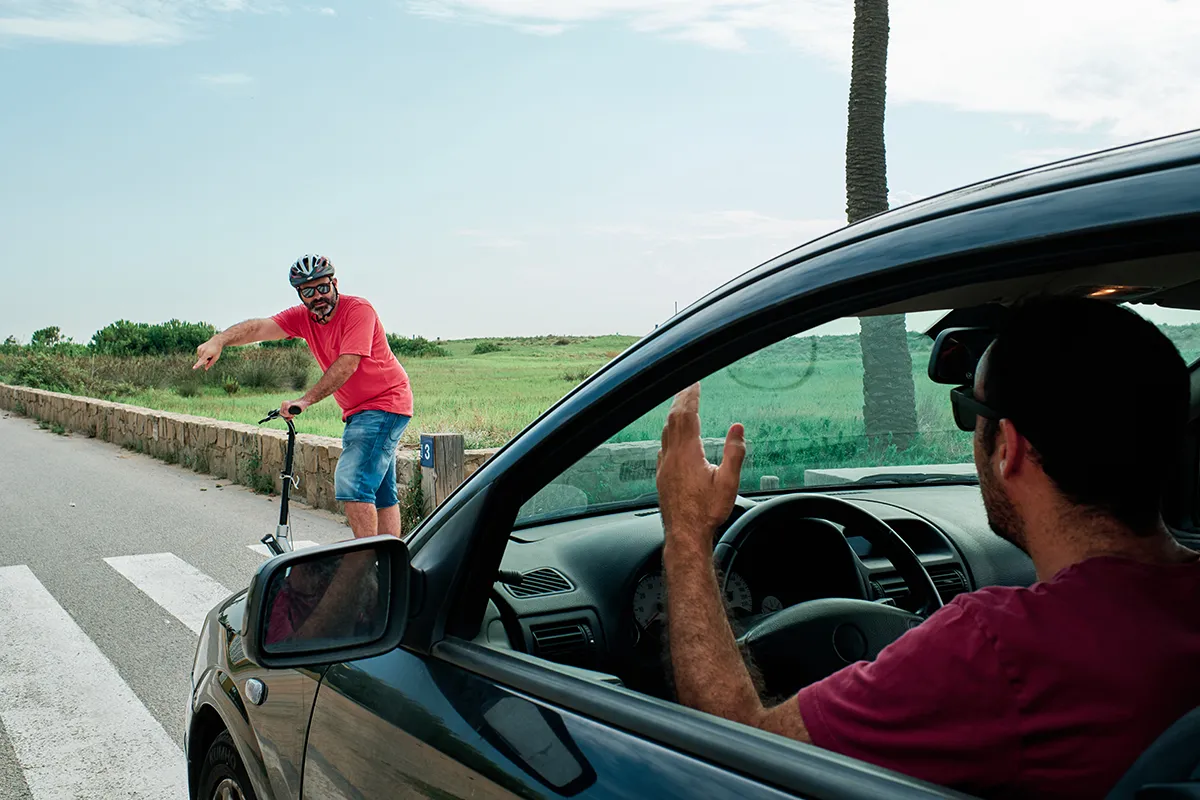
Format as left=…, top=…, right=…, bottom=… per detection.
left=223, top=379, right=240, bottom=395
left=8, top=354, right=80, bottom=392
left=30, top=326, right=66, bottom=348
left=387, top=334, right=449, bottom=359
left=90, top=319, right=217, bottom=357
left=472, top=341, right=505, bottom=355
left=237, top=361, right=284, bottom=391
left=0, top=353, right=125, bottom=398
left=259, top=338, right=304, bottom=349
left=177, top=381, right=202, bottom=398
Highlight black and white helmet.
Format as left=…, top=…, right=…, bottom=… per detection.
left=289, top=254, right=335, bottom=287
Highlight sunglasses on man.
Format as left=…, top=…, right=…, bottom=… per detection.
left=299, top=281, right=333, bottom=299
left=949, top=385, right=1002, bottom=432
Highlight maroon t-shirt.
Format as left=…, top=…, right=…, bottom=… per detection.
left=796, top=555, right=1200, bottom=799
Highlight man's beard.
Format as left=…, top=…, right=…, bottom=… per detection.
left=979, top=460, right=1026, bottom=552
left=307, top=290, right=337, bottom=323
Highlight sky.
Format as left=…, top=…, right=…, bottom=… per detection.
left=3, top=0, right=1200, bottom=344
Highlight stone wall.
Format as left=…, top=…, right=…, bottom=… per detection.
left=0, top=384, right=497, bottom=515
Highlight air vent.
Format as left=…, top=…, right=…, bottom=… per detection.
left=504, top=567, right=574, bottom=599
left=529, top=620, right=596, bottom=668
left=876, top=565, right=969, bottom=603
left=930, top=566, right=968, bottom=600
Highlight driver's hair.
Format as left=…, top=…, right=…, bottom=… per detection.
left=980, top=295, right=1188, bottom=532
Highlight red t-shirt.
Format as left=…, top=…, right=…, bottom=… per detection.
left=796, top=555, right=1200, bottom=799
left=272, top=295, right=414, bottom=421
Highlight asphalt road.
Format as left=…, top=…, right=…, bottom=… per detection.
left=0, top=411, right=352, bottom=799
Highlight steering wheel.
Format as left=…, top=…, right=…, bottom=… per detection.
left=713, top=494, right=943, bottom=697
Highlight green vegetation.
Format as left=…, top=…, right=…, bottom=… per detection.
left=240, top=451, right=276, bottom=495
left=5, top=316, right=1200, bottom=463
left=90, top=319, right=217, bottom=356
left=399, top=466, right=426, bottom=534
left=387, top=334, right=449, bottom=359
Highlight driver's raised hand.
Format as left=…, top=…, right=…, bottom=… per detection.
left=656, top=383, right=746, bottom=553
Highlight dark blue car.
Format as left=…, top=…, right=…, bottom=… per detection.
left=186, top=130, right=1200, bottom=800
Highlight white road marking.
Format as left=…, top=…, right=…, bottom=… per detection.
left=0, top=565, right=187, bottom=800
left=247, top=539, right=321, bottom=557
left=104, top=553, right=232, bottom=635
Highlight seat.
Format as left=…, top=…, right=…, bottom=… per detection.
left=1106, top=706, right=1200, bottom=799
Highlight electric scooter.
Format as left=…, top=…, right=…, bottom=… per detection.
left=257, top=405, right=303, bottom=556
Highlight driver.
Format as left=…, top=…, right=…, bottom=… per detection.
left=656, top=296, right=1200, bottom=799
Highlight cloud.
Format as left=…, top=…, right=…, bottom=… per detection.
left=0, top=0, right=272, bottom=45
left=318, top=6, right=336, bottom=15
left=197, top=72, right=254, bottom=85
left=405, top=0, right=1200, bottom=140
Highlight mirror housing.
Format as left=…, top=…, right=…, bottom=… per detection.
left=927, top=326, right=994, bottom=386
left=242, top=535, right=411, bottom=669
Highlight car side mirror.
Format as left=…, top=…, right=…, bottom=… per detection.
left=927, top=326, right=994, bottom=385
left=242, top=535, right=410, bottom=669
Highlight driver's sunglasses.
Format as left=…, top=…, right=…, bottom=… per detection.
left=299, top=282, right=333, bottom=299
left=950, top=385, right=1001, bottom=432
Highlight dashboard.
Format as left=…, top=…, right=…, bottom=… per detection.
left=480, top=484, right=1037, bottom=698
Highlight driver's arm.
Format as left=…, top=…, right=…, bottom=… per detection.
left=663, top=528, right=811, bottom=741
left=657, top=383, right=810, bottom=739
left=657, top=386, right=1019, bottom=792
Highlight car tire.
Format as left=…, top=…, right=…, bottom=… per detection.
left=197, top=730, right=259, bottom=800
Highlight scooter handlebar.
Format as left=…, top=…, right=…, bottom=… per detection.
left=258, top=406, right=303, bottom=425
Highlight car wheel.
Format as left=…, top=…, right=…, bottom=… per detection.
left=197, top=730, right=259, bottom=800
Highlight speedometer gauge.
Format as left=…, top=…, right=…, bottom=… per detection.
left=632, top=574, right=666, bottom=628
left=723, top=572, right=752, bottom=614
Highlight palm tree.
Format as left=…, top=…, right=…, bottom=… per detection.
left=846, top=0, right=918, bottom=451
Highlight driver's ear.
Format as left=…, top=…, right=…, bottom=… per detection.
left=996, top=418, right=1027, bottom=479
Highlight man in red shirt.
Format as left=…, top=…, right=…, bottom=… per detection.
left=656, top=296, right=1200, bottom=798
left=194, top=255, right=414, bottom=539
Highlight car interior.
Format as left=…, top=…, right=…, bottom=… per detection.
left=462, top=251, right=1200, bottom=796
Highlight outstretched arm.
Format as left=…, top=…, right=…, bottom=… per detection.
left=193, top=318, right=288, bottom=370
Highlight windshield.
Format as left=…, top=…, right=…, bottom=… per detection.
left=517, top=312, right=975, bottom=524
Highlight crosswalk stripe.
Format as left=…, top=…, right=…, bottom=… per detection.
left=247, top=539, right=321, bottom=557
left=104, top=553, right=233, bottom=635
left=0, top=565, right=187, bottom=799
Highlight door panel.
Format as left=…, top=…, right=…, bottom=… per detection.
left=303, top=647, right=805, bottom=799
left=221, top=605, right=324, bottom=800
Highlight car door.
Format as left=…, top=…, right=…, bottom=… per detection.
left=301, top=644, right=822, bottom=800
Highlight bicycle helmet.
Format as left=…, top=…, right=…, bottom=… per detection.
left=289, top=254, right=335, bottom=287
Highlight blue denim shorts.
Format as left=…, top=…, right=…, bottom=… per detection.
left=334, top=410, right=411, bottom=508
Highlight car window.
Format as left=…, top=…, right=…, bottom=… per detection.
left=1139, top=304, right=1200, bottom=365
left=516, top=303, right=1200, bottom=525
left=517, top=311, right=976, bottom=525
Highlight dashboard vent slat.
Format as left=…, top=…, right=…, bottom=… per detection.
left=877, top=566, right=969, bottom=603
left=504, top=567, right=574, bottom=598
left=529, top=620, right=596, bottom=667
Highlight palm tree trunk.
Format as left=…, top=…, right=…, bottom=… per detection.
left=846, top=0, right=918, bottom=451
